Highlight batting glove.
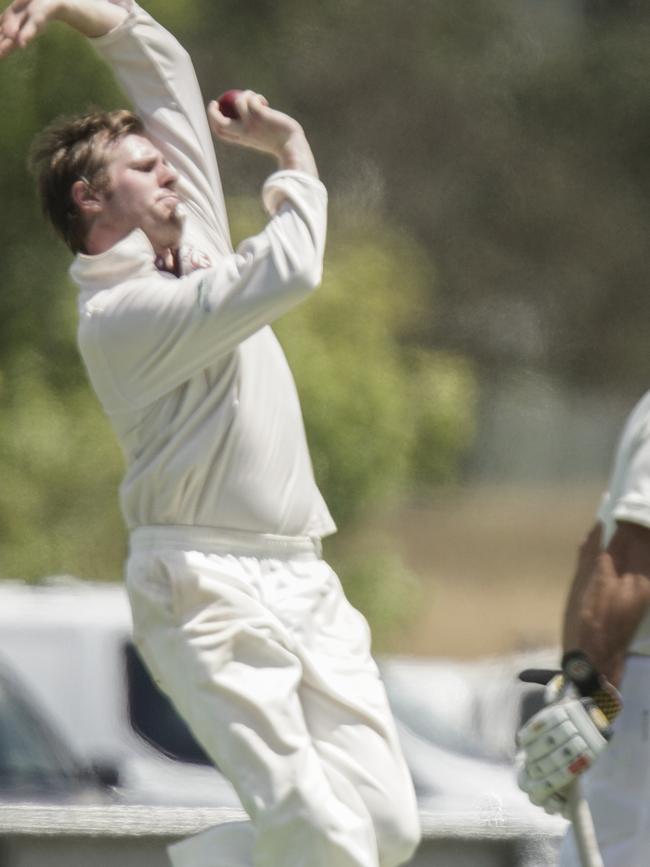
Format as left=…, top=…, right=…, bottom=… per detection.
left=516, top=694, right=610, bottom=815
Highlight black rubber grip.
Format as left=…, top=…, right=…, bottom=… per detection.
left=518, top=668, right=559, bottom=685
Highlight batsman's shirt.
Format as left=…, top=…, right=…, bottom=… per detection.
left=598, top=389, right=650, bottom=655
left=70, top=2, right=336, bottom=540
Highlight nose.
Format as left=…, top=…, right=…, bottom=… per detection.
left=160, top=161, right=178, bottom=188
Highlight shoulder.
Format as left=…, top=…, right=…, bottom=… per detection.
left=77, top=275, right=173, bottom=346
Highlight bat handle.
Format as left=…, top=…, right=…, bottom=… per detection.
left=567, top=780, right=604, bottom=867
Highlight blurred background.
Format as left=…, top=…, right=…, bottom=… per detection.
left=2, top=0, right=650, bottom=660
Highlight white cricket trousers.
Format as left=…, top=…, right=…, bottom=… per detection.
left=125, top=526, right=421, bottom=867
left=558, top=655, right=650, bottom=867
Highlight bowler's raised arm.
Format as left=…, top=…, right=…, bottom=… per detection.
left=0, top=0, right=126, bottom=57
left=208, top=90, right=319, bottom=179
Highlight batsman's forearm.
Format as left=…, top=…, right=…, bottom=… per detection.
left=563, top=544, right=650, bottom=687
left=564, top=586, right=650, bottom=688
left=53, top=0, right=127, bottom=38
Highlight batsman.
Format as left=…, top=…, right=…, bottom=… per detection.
left=517, top=390, right=650, bottom=866
left=0, top=2, right=421, bottom=866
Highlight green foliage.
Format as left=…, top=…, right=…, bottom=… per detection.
left=229, top=200, right=477, bottom=527
left=227, top=200, right=476, bottom=643
left=138, top=0, right=203, bottom=39
left=404, top=350, right=476, bottom=490
left=0, top=353, right=125, bottom=582
left=339, top=549, right=423, bottom=651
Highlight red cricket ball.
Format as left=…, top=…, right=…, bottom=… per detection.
left=217, top=89, right=243, bottom=119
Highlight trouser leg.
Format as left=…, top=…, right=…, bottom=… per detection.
left=558, top=656, right=650, bottom=867
left=288, top=564, right=421, bottom=867
left=126, top=549, right=380, bottom=867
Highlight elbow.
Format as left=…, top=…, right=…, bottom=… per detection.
left=270, top=206, right=325, bottom=297
left=291, top=254, right=323, bottom=295
left=274, top=239, right=323, bottom=299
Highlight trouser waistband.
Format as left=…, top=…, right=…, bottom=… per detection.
left=129, top=524, right=322, bottom=559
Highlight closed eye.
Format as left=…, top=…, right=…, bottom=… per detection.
left=132, top=159, right=158, bottom=172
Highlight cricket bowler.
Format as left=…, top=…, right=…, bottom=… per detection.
left=0, top=2, right=421, bottom=866
left=517, top=392, right=650, bottom=866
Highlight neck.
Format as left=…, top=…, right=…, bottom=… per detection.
left=85, top=221, right=134, bottom=256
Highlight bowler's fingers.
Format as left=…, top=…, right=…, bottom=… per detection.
left=208, top=90, right=269, bottom=141
left=0, top=0, right=24, bottom=28
left=0, top=5, right=18, bottom=56
left=207, top=101, right=240, bottom=143
left=248, top=93, right=269, bottom=110
left=231, top=91, right=271, bottom=131
left=0, top=15, right=22, bottom=57
left=0, top=0, right=44, bottom=56
left=0, top=19, right=15, bottom=56
left=0, top=0, right=29, bottom=37
left=14, top=9, right=47, bottom=46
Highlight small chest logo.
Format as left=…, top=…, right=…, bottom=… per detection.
left=196, top=277, right=211, bottom=312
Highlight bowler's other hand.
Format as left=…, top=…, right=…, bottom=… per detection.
left=208, top=91, right=318, bottom=177
left=0, top=0, right=58, bottom=58
left=0, top=0, right=126, bottom=59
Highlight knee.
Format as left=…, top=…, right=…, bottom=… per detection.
left=372, top=797, right=421, bottom=867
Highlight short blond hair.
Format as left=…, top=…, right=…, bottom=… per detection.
left=29, top=109, right=145, bottom=253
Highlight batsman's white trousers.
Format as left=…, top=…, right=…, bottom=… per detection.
left=559, top=655, right=650, bottom=867
left=126, top=526, right=421, bottom=867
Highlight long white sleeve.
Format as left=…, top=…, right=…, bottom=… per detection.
left=91, top=0, right=232, bottom=255
left=73, top=171, right=326, bottom=408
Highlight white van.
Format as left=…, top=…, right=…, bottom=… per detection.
left=0, top=578, right=240, bottom=806
left=0, top=578, right=552, bottom=816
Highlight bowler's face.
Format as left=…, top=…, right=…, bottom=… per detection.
left=100, top=134, right=184, bottom=253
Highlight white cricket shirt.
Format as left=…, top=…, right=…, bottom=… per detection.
left=70, top=2, right=336, bottom=540
left=598, top=389, right=650, bottom=654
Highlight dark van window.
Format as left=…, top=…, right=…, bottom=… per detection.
left=124, top=642, right=212, bottom=766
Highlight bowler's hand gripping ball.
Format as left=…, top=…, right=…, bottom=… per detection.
left=217, top=89, right=243, bottom=119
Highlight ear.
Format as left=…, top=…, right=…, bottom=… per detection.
left=70, top=179, right=104, bottom=215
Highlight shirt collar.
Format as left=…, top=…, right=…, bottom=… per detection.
left=69, top=228, right=159, bottom=294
